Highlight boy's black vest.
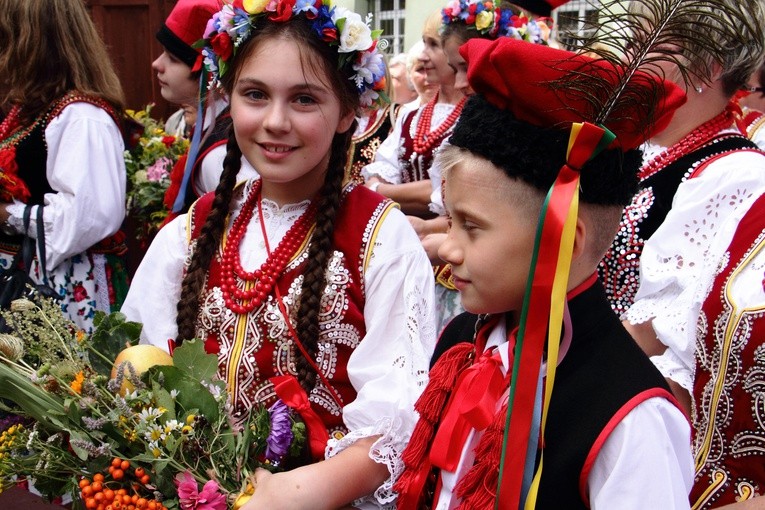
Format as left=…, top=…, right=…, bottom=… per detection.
left=433, top=279, right=678, bottom=508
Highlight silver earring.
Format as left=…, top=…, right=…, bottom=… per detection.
left=695, top=85, right=703, bottom=93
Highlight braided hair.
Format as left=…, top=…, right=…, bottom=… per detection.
left=176, top=17, right=360, bottom=395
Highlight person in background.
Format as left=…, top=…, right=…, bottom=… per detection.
left=737, top=60, right=765, bottom=149
left=618, top=0, right=765, bottom=506
left=389, top=52, right=418, bottom=106
left=0, top=0, right=129, bottom=332
left=122, top=1, right=436, bottom=508
left=404, top=40, right=439, bottom=116
left=164, top=103, right=196, bottom=139
left=599, top=0, right=765, bottom=318
left=154, top=0, right=257, bottom=224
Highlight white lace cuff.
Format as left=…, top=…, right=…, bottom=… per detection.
left=361, top=162, right=402, bottom=185
left=651, top=349, right=694, bottom=393
left=325, top=417, right=407, bottom=509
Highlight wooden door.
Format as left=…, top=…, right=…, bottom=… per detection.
left=86, top=0, right=177, bottom=120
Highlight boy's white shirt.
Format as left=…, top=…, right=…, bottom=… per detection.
left=436, top=316, right=694, bottom=510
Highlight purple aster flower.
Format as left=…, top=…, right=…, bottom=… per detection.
left=265, top=399, right=294, bottom=462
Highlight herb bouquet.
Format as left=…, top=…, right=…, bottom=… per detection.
left=0, top=297, right=306, bottom=509
left=124, top=105, right=189, bottom=246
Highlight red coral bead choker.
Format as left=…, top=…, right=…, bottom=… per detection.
left=412, top=93, right=467, bottom=154
left=640, top=108, right=734, bottom=181
left=220, top=179, right=318, bottom=315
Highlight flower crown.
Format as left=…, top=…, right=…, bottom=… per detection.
left=441, top=0, right=553, bottom=44
left=199, top=0, right=388, bottom=107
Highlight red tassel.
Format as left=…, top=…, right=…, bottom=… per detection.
left=395, top=343, right=474, bottom=508
left=455, top=403, right=508, bottom=509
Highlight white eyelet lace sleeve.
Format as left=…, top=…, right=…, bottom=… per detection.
left=326, top=206, right=437, bottom=509
left=626, top=151, right=765, bottom=373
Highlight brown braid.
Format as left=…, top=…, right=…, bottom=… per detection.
left=293, top=126, right=355, bottom=394
left=176, top=131, right=242, bottom=342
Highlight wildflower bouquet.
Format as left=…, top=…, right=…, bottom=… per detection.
left=124, top=105, right=189, bottom=245
left=0, top=297, right=306, bottom=509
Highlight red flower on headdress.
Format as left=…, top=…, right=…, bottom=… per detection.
left=232, top=0, right=245, bottom=8
left=321, top=27, right=338, bottom=42
left=269, top=0, right=296, bottom=22
left=162, top=136, right=177, bottom=148
left=210, top=32, right=233, bottom=62
left=373, top=76, right=387, bottom=91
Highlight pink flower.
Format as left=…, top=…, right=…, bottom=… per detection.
left=146, top=157, right=171, bottom=182
left=175, top=471, right=227, bottom=510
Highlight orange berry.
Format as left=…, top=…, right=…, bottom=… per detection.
left=111, top=458, right=122, bottom=468
left=94, top=473, right=105, bottom=483
left=131, top=495, right=138, bottom=504
left=122, top=494, right=131, bottom=505
left=140, top=475, right=150, bottom=485
left=85, top=499, right=98, bottom=510
left=103, top=489, right=115, bottom=502
left=120, top=460, right=131, bottom=471
left=94, top=493, right=104, bottom=503
left=136, top=498, right=148, bottom=509
left=108, top=466, right=115, bottom=474
left=147, top=502, right=157, bottom=510
left=112, top=468, right=124, bottom=481
left=82, top=486, right=94, bottom=498
left=79, top=478, right=91, bottom=489
left=92, top=481, right=103, bottom=493
left=134, top=467, right=145, bottom=479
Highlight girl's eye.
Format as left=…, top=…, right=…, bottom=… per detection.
left=296, top=95, right=316, bottom=105
left=244, top=89, right=265, bottom=101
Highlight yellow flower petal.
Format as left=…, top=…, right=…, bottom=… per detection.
left=243, top=0, right=269, bottom=14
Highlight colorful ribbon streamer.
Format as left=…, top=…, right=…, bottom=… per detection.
left=496, top=122, right=614, bottom=509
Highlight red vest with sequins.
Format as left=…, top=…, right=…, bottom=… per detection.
left=188, top=183, right=395, bottom=442
left=691, top=192, right=765, bottom=509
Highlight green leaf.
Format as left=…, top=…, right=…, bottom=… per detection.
left=89, top=312, right=143, bottom=376
left=146, top=365, right=220, bottom=423
left=171, top=338, right=218, bottom=381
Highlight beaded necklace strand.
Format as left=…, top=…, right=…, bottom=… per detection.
left=412, top=94, right=467, bottom=154
left=220, top=180, right=318, bottom=314
left=640, top=109, right=734, bottom=181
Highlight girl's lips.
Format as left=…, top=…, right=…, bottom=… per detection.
left=259, top=143, right=295, bottom=160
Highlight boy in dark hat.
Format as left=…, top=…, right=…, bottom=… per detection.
left=394, top=38, right=693, bottom=509
left=153, top=0, right=257, bottom=221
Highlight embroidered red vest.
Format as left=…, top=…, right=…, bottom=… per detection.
left=691, top=192, right=765, bottom=509
left=188, top=183, right=396, bottom=441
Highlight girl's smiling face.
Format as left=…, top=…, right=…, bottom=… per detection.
left=230, top=37, right=355, bottom=205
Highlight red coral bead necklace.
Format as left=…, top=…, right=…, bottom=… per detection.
left=640, top=108, right=734, bottom=181
left=220, top=179, right=318, bottom=315
left=412, top=93, right=468, bottom=154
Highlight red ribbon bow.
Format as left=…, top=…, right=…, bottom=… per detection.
left=270, top=375, right=329, bottom=460
left=430, top=350, right=507, bottom=471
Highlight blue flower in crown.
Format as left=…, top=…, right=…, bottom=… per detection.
left=199, top=0, right=388, bottom=107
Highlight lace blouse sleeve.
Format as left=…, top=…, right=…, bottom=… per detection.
left=120, top=215, right=189, bottom=350
left=625, top=151, right=765, bottom=370
left=326, top=206, right=437, bottom=508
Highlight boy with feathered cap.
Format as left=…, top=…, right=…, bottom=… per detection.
left=393, top=37, right=694, bottom=509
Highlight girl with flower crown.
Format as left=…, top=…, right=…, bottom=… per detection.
left=121, top=1, right=436, bottom=508
left=0, top=0, right=129, bottom=333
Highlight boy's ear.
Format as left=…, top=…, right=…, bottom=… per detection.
left=571, top=215, right=587, bottom=262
